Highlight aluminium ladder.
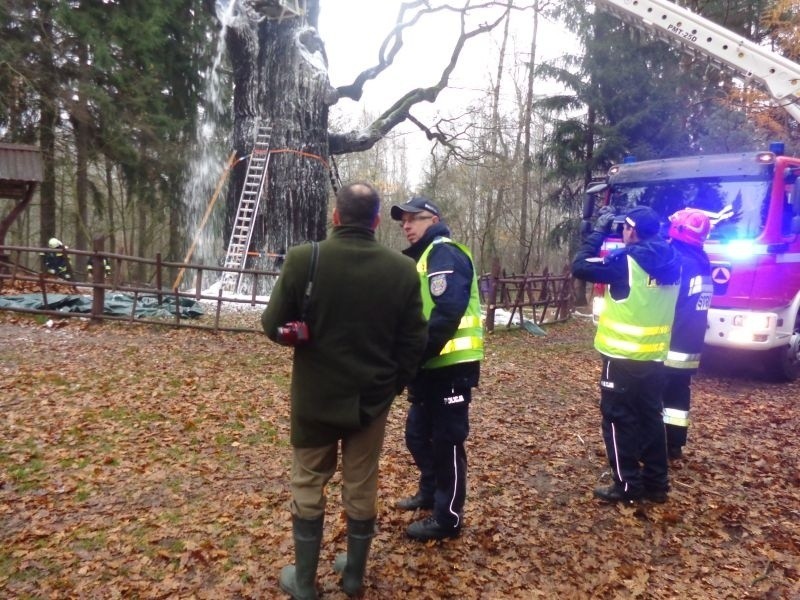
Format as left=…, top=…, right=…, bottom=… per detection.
left=220, top=122, right=272, bottom=294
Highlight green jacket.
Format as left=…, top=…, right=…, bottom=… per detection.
left=261, top=226, right=428, bottom=447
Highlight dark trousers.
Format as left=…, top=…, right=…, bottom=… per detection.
left=405, top=388, right=470, bottom=529
left=599, top=357, right=668, bottom=495
left=663, top=369, right=692, bottom=449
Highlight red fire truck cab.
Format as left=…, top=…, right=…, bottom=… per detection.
left=585, top=143, right=800, bottom=381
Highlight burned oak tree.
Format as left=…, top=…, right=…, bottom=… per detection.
left=225, top=0, right=329, bottom=261
left=223, top=0, right=508, bottom=259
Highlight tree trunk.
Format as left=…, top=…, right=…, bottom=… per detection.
left=105, top=157, right=117, bottom=257
left=136, top=195, right=148, bottom=283
left=39, top=2, right=57, bottom=248
left=226, top=3, right=330, bottom=262
left=518, top=7, right=539, bottom=273
left=73, top=41, right=90, bottom=273
left=480, top=2, right=512, bottom=274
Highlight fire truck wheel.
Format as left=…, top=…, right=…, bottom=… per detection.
left=768, top=311, right=800, bottom=382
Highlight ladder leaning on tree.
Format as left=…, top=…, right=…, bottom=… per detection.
left=221, top=122, right=272, bottom=294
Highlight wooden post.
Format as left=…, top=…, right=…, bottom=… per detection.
left=174, top=289, right=181, bottom=327
left=129, top=291, right=138, bottom=323
left=91, top=236, right=105, bottom=321
left=485, top=257, right=502, bottom=333
left=215, top=285, right=224, bottom=331
left=38, top=272, right=49, bottom=309
left=155, top=253, right=163, bottom=305
left=194, top=268, right=203, bottom=300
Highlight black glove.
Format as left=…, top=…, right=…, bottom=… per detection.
left=593, top=206, right=616, bottom=234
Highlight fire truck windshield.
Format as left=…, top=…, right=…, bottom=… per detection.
left=608, top=178, right=771, bottom=241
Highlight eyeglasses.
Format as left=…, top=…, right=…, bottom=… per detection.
left=400, top=214, right=434, bottom=225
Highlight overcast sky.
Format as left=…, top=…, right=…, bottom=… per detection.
left=317, top=1, right=579, bottom=185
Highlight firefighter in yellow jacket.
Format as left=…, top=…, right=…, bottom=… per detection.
left=572, top=206, right=681, bottom=504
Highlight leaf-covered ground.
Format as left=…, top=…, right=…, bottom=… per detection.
left=1, top=312, right=798, bottom=599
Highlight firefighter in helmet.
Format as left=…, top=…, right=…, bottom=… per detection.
left=87, top=255, right=112, bottom=279
left=663, top=209, right=713, bottom=459
left=42, top=238, right=73, bottom=280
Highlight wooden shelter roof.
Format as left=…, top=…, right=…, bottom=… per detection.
left=0, top=143, right=44, bottom=201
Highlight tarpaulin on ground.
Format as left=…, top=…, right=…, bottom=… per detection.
left=0, top=292, right=204, bottom=319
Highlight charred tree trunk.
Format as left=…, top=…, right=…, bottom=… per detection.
left=226, top=2, right=330, bottom=261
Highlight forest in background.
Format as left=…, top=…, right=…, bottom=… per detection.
left=1, top=0, right=798, bottom=278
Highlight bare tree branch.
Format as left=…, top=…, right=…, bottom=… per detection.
left=331, top=1, right=528, bottom=103
left=407, top=113, right=448, bottom=144
left=332, top=1, right=428, bottom=103
left=329, top=3, right=512, bottom=155
left=408, top=112, right=490, bottom=162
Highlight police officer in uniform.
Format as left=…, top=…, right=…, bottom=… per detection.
left=572, top=206, right=681, bottom=504
left=664, top=209, right=713, bottom=459
left=391, top=196, right=484, bottom=541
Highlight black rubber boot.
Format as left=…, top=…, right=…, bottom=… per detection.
left=279, top=515, right=323, bottom=600
left=333, top=517, right=376, bottom=596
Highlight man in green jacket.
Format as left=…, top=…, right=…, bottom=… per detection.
left=262, top=182, right=427, bottom=599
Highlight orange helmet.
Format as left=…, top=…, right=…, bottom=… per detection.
left=668, top=209, right=710, bottom=247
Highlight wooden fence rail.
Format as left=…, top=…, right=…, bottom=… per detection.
left=0, top=244, right=275, bottom=333
left=3, top=245, right=576, bottom=335
left=479, top=263, right=574, bottom=333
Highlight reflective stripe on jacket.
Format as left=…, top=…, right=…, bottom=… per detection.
left=664, top=350, right=703, bottom=369
left=418, top=237, right=484, bottom=369
left=595, top=255, right=678, bottom=361
left=665, top=264, right=713, bottom=369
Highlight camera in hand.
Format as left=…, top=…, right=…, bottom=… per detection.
left=276, top=321, right=310, bottom=346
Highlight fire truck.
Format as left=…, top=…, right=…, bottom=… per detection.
left=584, top=0, right=800, bottom=381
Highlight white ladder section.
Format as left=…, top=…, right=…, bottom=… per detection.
left=221, top=123, right=272, bottom=294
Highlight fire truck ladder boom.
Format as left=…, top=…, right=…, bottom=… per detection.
left=595, top=0, right=800, bottom=123
left=221, top=122, right=272, bottom=294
